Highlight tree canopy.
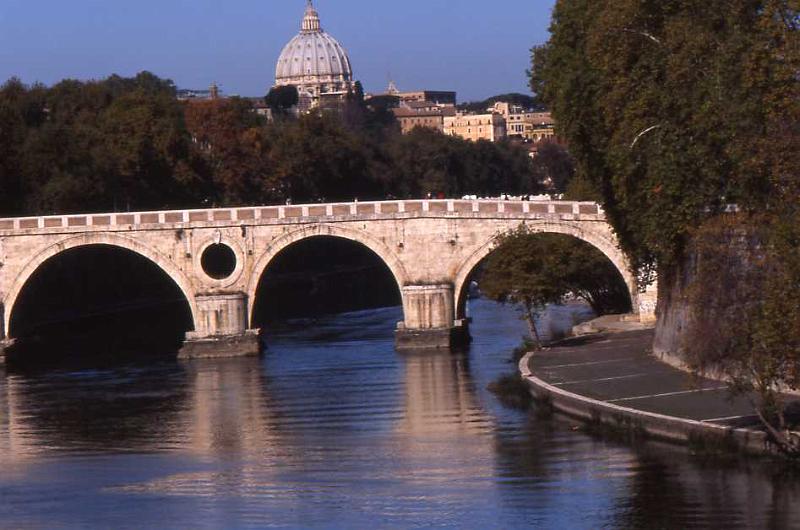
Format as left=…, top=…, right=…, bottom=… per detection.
left=458, top=93, right=540, bottom=113
left=264, top=85, right=299, bottom=116
left=532, top=0, right=800, bottom=276
left=480, top=226, right=631, bottom=346
left=532, top=0, right=800, bottom=452
left=0, top=73, right=542, bottom=216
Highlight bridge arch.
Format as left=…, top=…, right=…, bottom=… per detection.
left=3, top=233, right=198, bottom=336
left=247, top=224, right=410, bottom=325
left=452, top=221, right=638, bottom=320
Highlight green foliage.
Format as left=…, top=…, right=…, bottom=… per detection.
left=487, top=373, right=533, bottom=410
left=264, top=85, right=299, bottom=116
left=0, top=72, right=201, bottom=214
left=563, top=175, right=602, bottom=202
left=0, top=73, right=541, bottom=216
left=480, top=225, right=631, bottom=345
left=383, top=129, right=539, bottom=199
left=532, top=0, right=799, bottom=276
left=531, top=140, right=575, bottom=193
left=364, top=95, right=400, bottom=111
left=535, top=0, right=800, bottom=453
left=268, top=112, right=377, bottom=202
left=458, top=93, right=540, bottom=112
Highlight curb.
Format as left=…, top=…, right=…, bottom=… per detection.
left=519, top=352, right=776, bottom=456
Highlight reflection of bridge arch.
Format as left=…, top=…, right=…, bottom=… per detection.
left=452, top=220, right=638, bottom=320
left=3, top=233, right=198, bottom=336
left=246, top=224, right=409, bottom=325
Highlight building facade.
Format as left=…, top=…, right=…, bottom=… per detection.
left=490, top=102, right=555, bottom=141
left=393, top=105, right=456, bottom=134
left=274, top=1, right=355, bottom=110
left=371, top=81, right=458, bottom=107
left=443, top=112, right=506, bottom=142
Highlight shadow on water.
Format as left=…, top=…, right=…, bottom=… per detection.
left=0, top=359, right=191, bottom=455
left=2, top=297, right=800, bottom=528
left=6, top=245, right=193, bottom=370
left=252, top=236, right=402, bottom=330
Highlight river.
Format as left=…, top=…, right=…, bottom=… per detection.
left=1, top=299, right=798, bottom=529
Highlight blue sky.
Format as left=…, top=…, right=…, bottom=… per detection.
left=0, top=0, right=555, bottom=102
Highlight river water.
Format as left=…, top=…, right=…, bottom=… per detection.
left=1, top=299, right=799, bottom=529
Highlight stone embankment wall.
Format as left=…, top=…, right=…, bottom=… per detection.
left=652, top=264, right=693, bottom=368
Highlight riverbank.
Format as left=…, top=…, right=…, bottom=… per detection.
left=519, top=329, right=799, bottom=455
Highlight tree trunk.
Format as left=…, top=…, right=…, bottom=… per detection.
left=524, top=305, right=542, bottom=350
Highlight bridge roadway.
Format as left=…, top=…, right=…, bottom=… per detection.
left=0, top=199, right=657, bottom=360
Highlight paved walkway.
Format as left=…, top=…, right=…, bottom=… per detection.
left=528, top=330, right=794, bottom=429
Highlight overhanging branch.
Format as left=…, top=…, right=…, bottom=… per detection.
left=630, top=124, right=663, bottom=149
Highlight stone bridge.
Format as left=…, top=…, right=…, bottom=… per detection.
left=0, top=199, right=656, bottom=359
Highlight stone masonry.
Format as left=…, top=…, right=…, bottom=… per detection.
left=0, top=199, right=657, bottom=359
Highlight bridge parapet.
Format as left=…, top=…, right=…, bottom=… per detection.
left=0, top=198, right=647, bottom=361
left=0, top=200, right=605, bottom=235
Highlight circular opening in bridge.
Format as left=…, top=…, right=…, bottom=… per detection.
left=201, top=244, right=237, bottom=280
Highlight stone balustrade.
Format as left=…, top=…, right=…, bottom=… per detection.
left=0, top=200, right=604, bottom=234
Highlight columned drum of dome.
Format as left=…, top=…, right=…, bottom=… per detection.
left=274, top=1, right=355, bottom=109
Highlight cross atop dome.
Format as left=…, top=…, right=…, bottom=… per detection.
left=301, top=0, right=322, bottom=33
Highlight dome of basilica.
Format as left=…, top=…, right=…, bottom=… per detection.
left=274, top=1, right=354, bottom=103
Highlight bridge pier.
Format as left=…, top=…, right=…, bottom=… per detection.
left=0, top=340, right=10, bottom=365
left=0, top=307, right=7, bottom=364
left=179, top=293, right=260, bottom=360
left=395, top=284, right=470, bottom=350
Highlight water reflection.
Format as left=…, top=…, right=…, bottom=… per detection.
left=182, top=357, right=280, bottom=457
left=1, top=302, right=800, bottom=528
left=604, top=445, right=800, bottom=528
left=398, top=350, right=491, bottom=435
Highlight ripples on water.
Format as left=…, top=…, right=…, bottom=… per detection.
left=1, top=300, right=799, bottom=529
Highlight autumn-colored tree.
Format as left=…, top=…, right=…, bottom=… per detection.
left=183, top=97, right=277, bottom=206
left=1, top=73, right=545, bottom=215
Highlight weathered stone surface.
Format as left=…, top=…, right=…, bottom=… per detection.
left=178, top=330, right=261, bottom=360
left=0, top=200, right=652, bottom=352
left=395, top=321, right=470, bottom=351
left=0, top=338, right=17, bottom=365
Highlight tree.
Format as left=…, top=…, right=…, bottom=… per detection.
left=264, top=85, right=299, bottom=117
left=531, top=139, right=575, bottom=193
left=480, top=225, right=631, bottom=348
left=349, top=80, right=365, bottom=103
left=364, top=95, right=400, bottom=111
left=0, top=78, right=38, bottom=215
left=184, top=97, right=276, bottom=206
left=534, top=0, right=800, bottom=453
left=268, top=112, right=377, bottom=203
left=458, top=93, right=540, bottom=113
left=381, top=128, right=539, bottom=199
left=0, top=73, right=202, bottom=215
left=686, top=214, right=800, bottom=455
left=532, top=0, right=799, bottom=274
